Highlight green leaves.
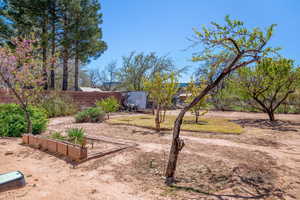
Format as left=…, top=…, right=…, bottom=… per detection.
left=96, top=97, right=120, bottom=119
left=185, top=79, right=209, bottom=121
left=144, top=72, right=178, bottom=108
left=231, top=57, right=300, bottom=119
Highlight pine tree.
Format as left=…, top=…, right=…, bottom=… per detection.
left=71, top=0, right=107, bottom=90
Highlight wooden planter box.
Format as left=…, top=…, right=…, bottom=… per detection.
left=39, top=137, right=48, bottom=151
left=28, top=135, right=36, bottom=146
left=68, top=144, right=87, bottom=161
left=47, top=139, right=57, bottom=153
left=22, top=134, right=87, bottom=161
left=22, top=134, right=29, bottom=144
left=57, top=142, right=68, bottom=156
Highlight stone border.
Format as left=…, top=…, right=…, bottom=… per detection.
left=22, top=134, right=87, bottom=161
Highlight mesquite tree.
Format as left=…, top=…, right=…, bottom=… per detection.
left=185, top=79, right=209, bottom=123
left=144, top=72, right=178, bottom=132
left=230, top=58, right=300, bottom=121
left=0, top=38, right=45, bottom=133
left=165, top=16, right=277, bottom=185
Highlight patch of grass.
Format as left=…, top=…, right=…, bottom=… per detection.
left=107, top=115, right=243, bottom=134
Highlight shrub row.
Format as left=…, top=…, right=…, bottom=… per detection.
left=0, top=104, right=48, bottom=137
left=75, top=97, right=120, bottom=123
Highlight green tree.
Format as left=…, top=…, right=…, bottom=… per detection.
left=185, top=80, right=209, bottom=123
left=1, top=0, right=106, bottom=91
left=71, top=0, right=107, bottom=91
left=2, top=0, right=52, bottom=89
left=96, top=97, right=120, bottom=119
left=165, top=16, right=277, bottom=185
left=144, top=72, right=178, bottom=132
left=230, top=58, right=300, bottom=121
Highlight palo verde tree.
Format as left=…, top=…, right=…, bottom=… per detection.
left=0, top=38, right=46, bottom=133
left=230, top=57, right=300, bottom=121
left=144, top=72, right=178, bottom=132
left=165, top=16, right=278, bottom=185
left=185, top=79, right=209, bottom=123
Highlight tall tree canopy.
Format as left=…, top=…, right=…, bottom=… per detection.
left=0, top=0, right=107, bottom=90
left=116, top=52, right=182, bottom=91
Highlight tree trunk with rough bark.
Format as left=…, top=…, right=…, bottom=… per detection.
left=155, top=104, right=161, bottom=132
left=50, top=1, right=56, bottom=89
left=267, top=110, right=275, bottom=121
left=62, top=13, right=69, bottom=91
left=195, top=113, right=199, bottom=123
left=42, top=12, right=48, bottom=90
left=165, top=54, right=243, bottom=185
left=24, top=108, right=32, bottom=134
left=74, top=40, right=79, bottom=91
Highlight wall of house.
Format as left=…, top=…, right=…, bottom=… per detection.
left=0, top=89, right=122, bottom=109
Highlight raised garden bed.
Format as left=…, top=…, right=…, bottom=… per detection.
left=22, top=134, right=87, bottom=161
left=22, top=134, right=137, bottom=163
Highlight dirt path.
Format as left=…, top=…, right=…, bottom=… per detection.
left=1, top=111, right=300, bottom=199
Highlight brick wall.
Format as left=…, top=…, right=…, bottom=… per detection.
left=0, top=90, right=16, bottom=104
left=0, top=89, right=122, bottom=109
left=63, top=91, right=122, bottom=108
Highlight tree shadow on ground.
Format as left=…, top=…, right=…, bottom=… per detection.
left=231, top=119, right=299, bottom=132
left=171, top=185, right=272, bottom=200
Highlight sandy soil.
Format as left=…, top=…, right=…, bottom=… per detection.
left=0, top=111, right=300, bottom=200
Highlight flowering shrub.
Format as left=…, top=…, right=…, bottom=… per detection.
left=0, top=38, right=49, bottom=134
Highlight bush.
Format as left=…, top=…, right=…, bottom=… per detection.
left=0, top=104, right=48, bottom=137
left=50, top=131, right=66, bottom=140
left=96, top=97, right=120, bottom=119
left=75, top=107, right=105, bottom=123
left=49, top=128, right=86, bottom=146
left=67, top=128, right=85, bottom=145
left=39, top=92, right=78, bottom=118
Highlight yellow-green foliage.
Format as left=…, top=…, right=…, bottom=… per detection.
left=108, top=115, right=243, bottom=134
left=144, top=72, right=178, bottom=109
left=185, top=79, right=209, bottom=122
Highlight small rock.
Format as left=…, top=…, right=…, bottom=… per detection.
left=91, top=189, right=97, bottom=194
left=26, top=174, right=32, bottom=178
left=4, top=151, right=13, bottom=156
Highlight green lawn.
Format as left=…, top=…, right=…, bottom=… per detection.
left=107, top=114, right=243, bottom=134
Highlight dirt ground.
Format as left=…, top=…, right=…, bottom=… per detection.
left=0, top=111, right=300, bottom=200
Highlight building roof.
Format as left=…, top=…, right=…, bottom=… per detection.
left=79, top=87, right=103, bottom=92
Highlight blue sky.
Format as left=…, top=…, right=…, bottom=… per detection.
left=86, top=0, right=300, bottom=82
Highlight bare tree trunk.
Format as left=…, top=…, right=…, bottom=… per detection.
left=165, top=53, right=243, bottom=185
left=74, top=41, right=79, bottom=91
left=165, top=108, right=187, bottom=185
left=267, top=110, right=275, bottom=121
left=24, top=109, right=32, bottom=134
left=42, top=12, right=48, bottom=90
left=74, top=13, right=80, bottom=91
left=62, top=13, right=69, bottom=91
left=162, top=108, right=167, bottom=122
left=195, top=113, right=199, bottom=123
left=155, top=104, right=161, bottom=132
left=152, top=103, right=155, bottom=115
left=50, top=1, right=56, bottom=89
